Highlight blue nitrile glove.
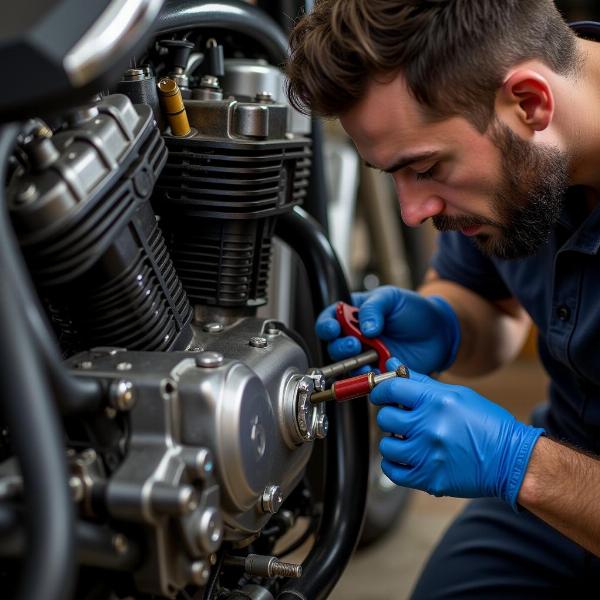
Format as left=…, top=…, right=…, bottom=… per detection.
left=315, top=286, right=461, bottom=374
left=371, top=358, right=544, bottom=510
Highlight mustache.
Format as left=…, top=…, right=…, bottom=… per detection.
left=432, top=214, right=501, bottom=232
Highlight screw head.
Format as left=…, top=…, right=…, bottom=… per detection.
left=261, top=484, right=283, bottom=514
left=195, top=351, right=224, bottom=368
left=189, top=560, right=211, bottom=586
left=116, top=362, right=132, bottom=371
left=249, top=336, right=268, bottom=348
left=202, top=322, right=224, bottom=333
left=110, top=380, right=135, bottom=411
left=78, top=360, right=93, bottom=369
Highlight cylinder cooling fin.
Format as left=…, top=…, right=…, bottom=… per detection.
left=8, top=94, right=193, bottom=354
left=155, top=136, right=311, bottom=307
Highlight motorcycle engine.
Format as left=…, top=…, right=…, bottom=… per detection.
left=1, top=25, right=331, bottom=599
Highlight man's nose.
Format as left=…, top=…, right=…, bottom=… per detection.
left=396, top=186, right=445, bottom=227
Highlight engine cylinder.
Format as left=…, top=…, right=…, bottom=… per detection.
left=8, top=95, right=193, bottom=354
left=153, top=94, right=311, bottom=309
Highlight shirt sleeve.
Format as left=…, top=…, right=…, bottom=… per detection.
left=431, top=231, right=512, bottom=301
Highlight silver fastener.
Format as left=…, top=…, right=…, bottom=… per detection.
left=200, top=75, right=220, bottom=89
left=15, top=183, right=38, bottom=205
left=123, top=68, right=145, bottom=81
left=189, top=560, right=211, bottom=586
left=195, top=351, right=224, bottom=368
left=116, top=362, right=132, bottom=371
left=78, top=360, right=93, bottom=369
left=260, top=484, right=283, bottom=514
left=203, top=322, right=224, bottom=333
left=196, top=448, right=214, bottom=476
left=110, top=380, right=136, bottom=411
left=315, top=414, right=329, bottom=439
left=197, top=507, right=223, bottom=552
left=255, top=91, right=274, bottom=102
left=249, top=337, right=268, bottom=349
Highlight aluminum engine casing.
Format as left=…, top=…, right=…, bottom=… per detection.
left=67, top=318, right=321, bottom=595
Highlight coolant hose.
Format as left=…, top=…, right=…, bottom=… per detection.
left=0, top=125, right=76, bottom=600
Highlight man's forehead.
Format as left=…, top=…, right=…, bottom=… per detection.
left=339, top=74, right=424, bottom=143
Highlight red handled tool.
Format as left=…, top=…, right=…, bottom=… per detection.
left=335, top=301, right=391, bottom=373
left=310, top=365, right=409, bottom=404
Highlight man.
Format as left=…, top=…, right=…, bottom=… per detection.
left=286, top=1, right=600, bottom=597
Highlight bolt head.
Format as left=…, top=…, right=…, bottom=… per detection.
left=202, top=322, right=224, bottom=333
left=189, top=560, right=211, bottom=586
left=111, top=380, right=135, bottom=411
left=78, top=360, right=93, bottom=370
left=195, top=351, right=224, bottom=368
left=261, top=484, right=283, bottom=514
left=116, top=362, right=132, bottom=371
left=249, top=336, right=268, bottom=349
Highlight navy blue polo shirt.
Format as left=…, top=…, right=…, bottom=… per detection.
left=432, top=22, right=600, bottom=452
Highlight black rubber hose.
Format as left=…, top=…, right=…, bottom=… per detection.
left=156, top=0, right=289, bottom=65
left=275, top=207, right=370, bottom=600
left=0, top=125, right=76, bottom=600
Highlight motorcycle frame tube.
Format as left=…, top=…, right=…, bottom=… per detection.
left=156, top=0, right=290, bottom=65
left=275, top=207, right=369, bottom=600
left=0, top=125, right=76, bottom=600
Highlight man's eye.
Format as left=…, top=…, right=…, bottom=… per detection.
left=415, top=164, right=438, bottom=181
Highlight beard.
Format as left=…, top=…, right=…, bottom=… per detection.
left=433, top=120, right=570, bottom=260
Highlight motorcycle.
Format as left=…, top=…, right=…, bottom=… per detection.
left=0, top=1, right=370, bottom=599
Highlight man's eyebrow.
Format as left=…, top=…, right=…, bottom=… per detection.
left=364, top=151, right=439, bottom=174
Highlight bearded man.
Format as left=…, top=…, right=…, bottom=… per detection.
left=286, top=2, right=600, bottom=597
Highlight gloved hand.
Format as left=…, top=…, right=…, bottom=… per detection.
left=371, top=359, right=544, bottom=509
left=315, top=286, right=461, bottom=374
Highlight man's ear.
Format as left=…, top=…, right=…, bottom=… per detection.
left=495, top=69, right=554, bottom=136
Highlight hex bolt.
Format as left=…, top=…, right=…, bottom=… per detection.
left=202, top=322, right=224, bottom=333
left=189, top=560, right=211, bottom=586
left=249, top=337, right=268, bottom=349
left=260, top=485, right=283, bottom=514
left=196, top=448, right=214, bottom=476
left=116, top=362, right=132, bottom=371
left=195, top=351, right=224, bottom=368
left=109, top=380, right=136, bottom=411
left=315, top=414, right=329, bottom=439
left=124, top=68, right=145, bottom=81
left=255, top=91, right=274, bottom=103
left=197, top=507, right=223, bottom=552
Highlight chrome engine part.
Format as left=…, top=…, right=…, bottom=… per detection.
left=65, top=318, right=324, bottom=596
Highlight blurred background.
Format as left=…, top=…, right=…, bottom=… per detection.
left=252, top=0, right=600, bottom=597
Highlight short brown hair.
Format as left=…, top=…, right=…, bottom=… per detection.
left=286, top=0, right=579, bottom=131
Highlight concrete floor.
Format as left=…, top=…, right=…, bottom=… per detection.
left=329, top=357, right=549, bottom=600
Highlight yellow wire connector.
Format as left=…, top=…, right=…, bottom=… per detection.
left=157, top=77, right=191, bottom=137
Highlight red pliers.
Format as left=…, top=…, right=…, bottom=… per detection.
left=335, top=301, right=391, bottom=373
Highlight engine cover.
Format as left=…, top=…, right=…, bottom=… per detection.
left=67, top=317, right=325, bottom=596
